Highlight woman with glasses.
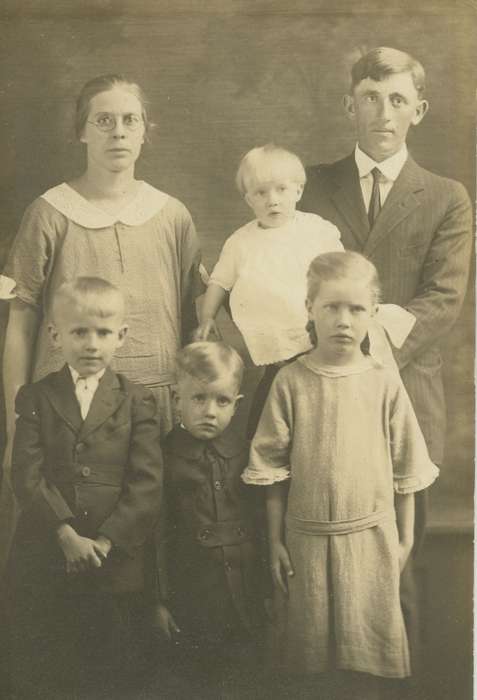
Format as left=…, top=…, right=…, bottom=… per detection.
left=1, top=75, right=203, bottom=573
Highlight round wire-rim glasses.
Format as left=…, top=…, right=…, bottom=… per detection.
left=87, top=113, right=143, bottom=132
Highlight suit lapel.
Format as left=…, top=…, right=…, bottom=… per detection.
left=42, top=365, right=83, bottom=434
left=329, top=156, right=370, bottom=247
left=79, top=367, right=127, bottom=439
left=364, top=156, right=424, bottom=257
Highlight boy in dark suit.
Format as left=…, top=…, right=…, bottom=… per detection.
left=7, top=276, right=162, bottom=700
left=154, top=341, right=267, bottom=699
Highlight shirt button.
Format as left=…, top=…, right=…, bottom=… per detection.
left=81, top=466, right=91, bottom=478
left=214, top=481, right=222, bottom=491
left=224, top=561, right=232, bottom=571
left=83, top=510, right=89, bottom=517
left=76, top=442, right=85, bottom=453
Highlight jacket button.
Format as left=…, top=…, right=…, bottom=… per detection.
left=214, top=481, right=222, bottom=491
left=199, top=529, right=210, bottom=540
left=83, top=510, right=88, bottom=517
left=237, top=527, right=245, bottom=537
left=224, top=561, right=232, bottom=571
left=76, top=442, right=85, bottom=453
left=81, top=466, right=91, bottom=477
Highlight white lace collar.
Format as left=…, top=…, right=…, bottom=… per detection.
left=41, top=181, right=169, bottom=228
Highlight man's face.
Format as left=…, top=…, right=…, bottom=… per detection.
left=344, top=72, right=428, bottom=162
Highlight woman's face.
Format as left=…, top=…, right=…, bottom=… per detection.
left=80, top=87, right=145, bottom=173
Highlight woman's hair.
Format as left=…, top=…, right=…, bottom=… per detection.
left=75, top=74, right=151, bottom=139
left=350, top=47, right=426, bottom=99
left=50, top=276, right=125, bottom=322
left=235, top=144, right=306, bottom=195
left=176, top=341, right=244, bottom=391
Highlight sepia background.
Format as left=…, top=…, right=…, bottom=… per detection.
left=0, top=1, right=475, bottom=698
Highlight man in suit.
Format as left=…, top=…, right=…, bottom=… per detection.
left=300, top=46, right=473, bottom=682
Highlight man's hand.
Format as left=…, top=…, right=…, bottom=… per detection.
left=57, top=523, right=103, bottom=574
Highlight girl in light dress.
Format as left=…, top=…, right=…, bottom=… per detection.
left=242, top=251, right=438, bottom=700
left=195, top=144, right=344, bottom=432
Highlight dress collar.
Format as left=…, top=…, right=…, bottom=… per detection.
left=41, top=181, right=169, bottom=228
left=165, top=423, right=248, bottom=460
left=354, top=143, right=408, bottom=182
left=298, top=353, right=382, bottom=378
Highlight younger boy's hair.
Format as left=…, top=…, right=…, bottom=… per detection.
left=235, top=143, right=306, bottom=195
left=176, top=341, right=244, bottom=391
left=350, top=47, right=426, bottom=99
left=50, top=276, right=125, bottom=322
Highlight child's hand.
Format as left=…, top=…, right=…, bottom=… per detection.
left=57, top=523, right=103, bottom=575
left=193, top=319, right=221, bottom=342
left=269, top=540, right=294, bottom=594
left=398, top=540, right=413, bottom=573
left=94, top=535, right=112, bottom=561
left=153, top=604, right=181, bottom=641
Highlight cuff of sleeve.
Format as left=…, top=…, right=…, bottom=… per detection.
left=242, top=465, right=291, bottom=485
left=393, top=462, right=439, bottom=495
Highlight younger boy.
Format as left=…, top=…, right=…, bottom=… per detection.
left=155, top=341, right=266, bottom=697
left=8, top=276, right=162, bottom=699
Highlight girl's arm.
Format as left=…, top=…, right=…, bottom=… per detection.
left=3, top=299, right=41, bottom=479
left=194, top=283, right=227, bottom=340
left=266, top=481, right=294, bottom=594
left=395, top=492, right=415, bottom=572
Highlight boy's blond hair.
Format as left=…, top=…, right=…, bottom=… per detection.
left=176, top=341, right=244, bottom=391
left=50, top=276, right=125, bottom=322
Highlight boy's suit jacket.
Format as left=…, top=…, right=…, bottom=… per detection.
left=301, top=154, right=473, bottom=464
left=9, top=365, right=163, bottom=595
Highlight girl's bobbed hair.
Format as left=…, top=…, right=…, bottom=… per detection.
left=75, top=74, right=151, bottom=139
left=306, top=251, right=381, bottom=306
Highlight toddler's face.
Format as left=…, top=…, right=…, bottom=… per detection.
left=245, top=177, right=303, bottom=228
left=49, top=303, right=128, bottom=377
left=176, top=373, right=242, bottom=440
left=306, top=277, right=376, bottom=365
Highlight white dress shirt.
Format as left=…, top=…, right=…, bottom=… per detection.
left=69, top=366, right=106, bottom=420
left=354, top=144, right=408, bottom=212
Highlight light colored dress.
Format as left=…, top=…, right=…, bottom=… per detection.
left=243, top=354, right=438, bottom=678
left=208, top=211, right=343, bottom=365
left=4, top=182, right=203, bottom=435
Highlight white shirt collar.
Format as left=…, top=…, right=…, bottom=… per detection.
left=68, top=365, right=106, bottom=385
left=354, top=143, right=408, bottom=182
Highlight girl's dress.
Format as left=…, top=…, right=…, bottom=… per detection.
left=4, top=181, right=203, bottom=435
left=242, top=354, right=438, bottom=678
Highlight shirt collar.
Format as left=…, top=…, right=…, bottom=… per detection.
left=354, top=143, right=408, bottom=182
left=68, top=365, right=106, bottom=385
left=165, top=424, right=247, bottom=460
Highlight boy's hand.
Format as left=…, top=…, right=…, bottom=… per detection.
left=57, top=523, right=103, bottom=574
left=94, top=535, right=112, bottom=561
left=269, top=540, right=294, bottom=595
left=193, top=319, right=221, bottom=342
left=153, top=604, right=181, bottom=641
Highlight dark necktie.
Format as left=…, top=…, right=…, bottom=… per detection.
left=368, top=167, right=382, bottom=228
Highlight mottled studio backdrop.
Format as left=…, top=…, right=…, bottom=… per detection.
left=0, top=1, right=475, bottom=508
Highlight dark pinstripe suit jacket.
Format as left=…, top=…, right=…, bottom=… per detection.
left=301, top=153, right=473, bottom=464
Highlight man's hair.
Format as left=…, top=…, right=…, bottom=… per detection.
left=350, top=47, right=426, bottom=99
left=176, top=341, right=244, bottom=390
left=307, top=251, right=381, bottom=306
left=50, top=276, right=125, bottom=322
left=235, top=144, right=306, bottom=195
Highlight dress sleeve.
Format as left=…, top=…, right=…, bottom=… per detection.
left=389, top=376, right=439, bottom=494
left=175, top=201, right=205, bottom=343
left=208, top=232, right=242, bottom=292
left=242, top=372, right=293, bottom=485
left=3, top=198, right=58, bottom=309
